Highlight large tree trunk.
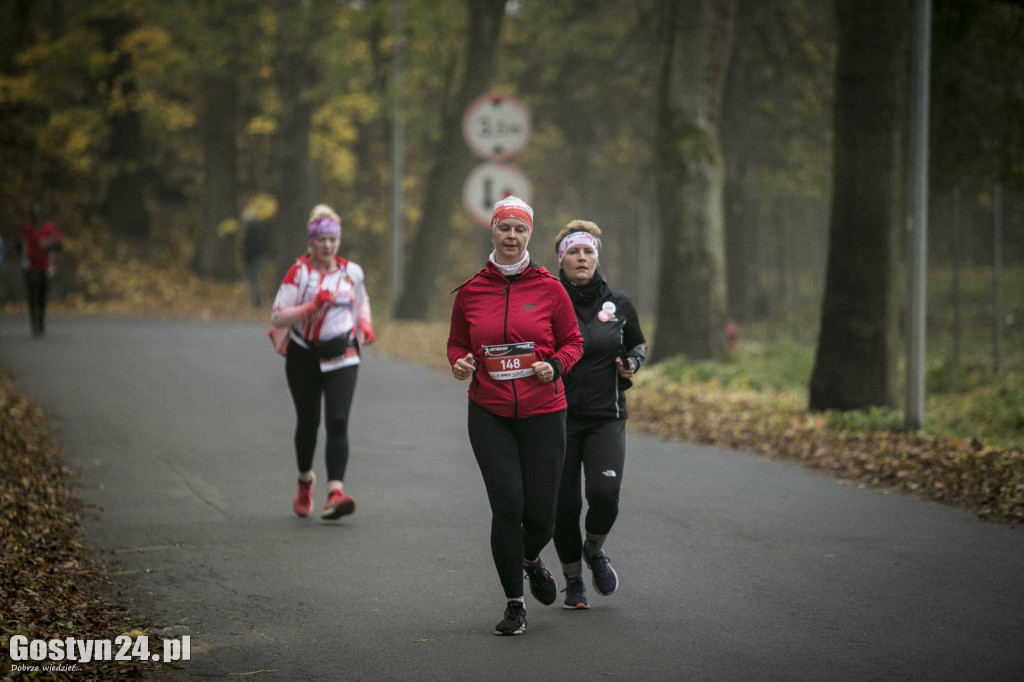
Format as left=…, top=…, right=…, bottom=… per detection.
left=809, top=0, right=910, bottom=411
left=270, top=3, right=323, bottom=278
left=392, top=0, right=506, bottom=320
left=721, top=0, right=757, bottom=324
left=193, top=73, right=240, bottom=280
left=97, top=13, right=150, bottom=240
left=650, top=0, right=735, bottom=362
left=272, top=71, right=316, bottom=278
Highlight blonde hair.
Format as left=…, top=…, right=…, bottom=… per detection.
left=308, top=203, right=340, bottom=224
left=554, top=219, right=602, bottom=251
left=307, top=203, right=341, bottom=252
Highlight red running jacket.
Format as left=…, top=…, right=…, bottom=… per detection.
left=448, top=260, right=584, bottom=419
left=18, top=220, right=63, bottom=274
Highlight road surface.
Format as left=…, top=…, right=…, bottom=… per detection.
left=2, top=314, right=1022, bottom=681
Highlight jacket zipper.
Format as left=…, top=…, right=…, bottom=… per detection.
left=577, top=307, right=622, bottom=418
left=502, top=282, right=520, bottom=419
left=614, top=326, right=624, bottom=419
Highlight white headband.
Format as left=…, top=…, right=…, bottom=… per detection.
left=557, top=231, right=599, bottom=264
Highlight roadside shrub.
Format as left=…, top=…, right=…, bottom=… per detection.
left=826, top=406, right=905, bottom=433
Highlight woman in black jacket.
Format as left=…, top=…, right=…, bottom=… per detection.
left=552, top=220, right=647, bottom=609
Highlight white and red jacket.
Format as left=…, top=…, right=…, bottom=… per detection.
left=447, top=260, right=584, bottom=419
left=272, top=254, right=373, bottom=370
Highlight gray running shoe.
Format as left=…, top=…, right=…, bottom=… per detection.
left=584, top=549, right=619, bottom=596
left=523, top=558, right=557, bottom=605
left=562, top=576, right=590, bottom=609
left=494, top=601, right=527, bottom=635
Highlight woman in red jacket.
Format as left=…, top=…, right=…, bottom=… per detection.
left=447, top=196, right=584, bottom=636
left=16, top=203, right=63, bottom=337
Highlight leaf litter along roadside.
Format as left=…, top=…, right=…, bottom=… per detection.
left=1, top=369, right=162, bottom=681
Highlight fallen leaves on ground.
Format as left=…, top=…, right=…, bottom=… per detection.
left=0, top=369, right=159, bottom=681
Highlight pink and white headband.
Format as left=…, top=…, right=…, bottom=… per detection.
left=557, top=231, right=599, bottom=264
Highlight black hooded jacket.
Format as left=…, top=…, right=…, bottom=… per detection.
left=560, top=271, right=647, bottom=420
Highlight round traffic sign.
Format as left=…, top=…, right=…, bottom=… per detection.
left=462, top=162, right=533, bottom=227
left=462, top=94, right=531, bottom=161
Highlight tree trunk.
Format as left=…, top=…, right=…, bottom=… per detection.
left=272, top=79, right=316, bottom=277
left=270, top=3, right=323, bottom=278
left=722, top=0, right=756, bottom=324
left=97, top=13, right=150, bottom=240
left=650, top=0, right=735, bottom=362
left=194, top=73, right=240, bottom=280
left=809, top=0, right=910, bottom=412
left=392, top=0, right=506, bottom=320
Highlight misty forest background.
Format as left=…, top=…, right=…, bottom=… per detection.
left=1, top=0, right=1022, bottom=420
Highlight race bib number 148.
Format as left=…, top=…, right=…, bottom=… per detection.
left=482, top=342, right=537, bottom=380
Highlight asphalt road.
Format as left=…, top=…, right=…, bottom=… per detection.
left=2, top=314, right=1023, bottom=681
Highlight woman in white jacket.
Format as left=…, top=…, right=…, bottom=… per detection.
left=271, top=204, right=374, bottom=520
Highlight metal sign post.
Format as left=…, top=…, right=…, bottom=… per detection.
left=904, top=0, right=931, bottom=431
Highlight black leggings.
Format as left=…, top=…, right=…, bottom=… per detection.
left=554, top=417, right=626, bottom=565
left=23, top=270, right=49, bottom=335
left=467, top=400, right=566, bottom=600
left=285, top=342, right=358, bottom=482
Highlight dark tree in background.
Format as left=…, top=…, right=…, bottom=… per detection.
left=270, top=0, right=325, bottom=276
left=392, top=0, right=506, bottom=320
left=187, top=1, right=246, bottom=281
left=650, top=0, right=735, bottom=362
left=194, top=68, right=239, bottom=280
left=931, top=0, right=1024, bottom=192
left=809, top=0, right=911, bottom=411
left=96, top=11, right=151, bottom=240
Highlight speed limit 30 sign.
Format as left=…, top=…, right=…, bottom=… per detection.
left=462, top=94, right=531, bottom=161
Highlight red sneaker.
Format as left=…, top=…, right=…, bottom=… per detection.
left=293, top=474, right=315, bottom=517
left=321, top=489, right=355, bottom=519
